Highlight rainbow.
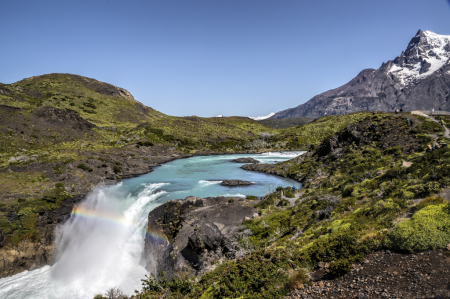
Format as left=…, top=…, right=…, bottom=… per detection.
left=71, top=205, right=131, bottom=227
left=145, top=228, right=169, bottom=245
left=71, top=205, right=169, bottom=245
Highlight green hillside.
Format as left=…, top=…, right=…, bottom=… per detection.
left=132, top=113, right=450, bottom=299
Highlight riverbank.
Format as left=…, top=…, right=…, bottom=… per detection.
left=0, top=144, right=188, bottom=278
left=0, top=152, right=303, bottom=299
left=0, top=149, right=302, bottom=279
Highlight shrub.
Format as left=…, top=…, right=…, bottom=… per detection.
left=285, top=190, right=294, bottom=198
left=286, top=270, right=308, bottom=291
left=385, top=204, right=450, bottom=253
left=113, top=165, right=122, bottom=174
left=245, top=195, right=258, bottom=200
left=140, top=272, right=194, bottom=296
left=383, top=146, right=401, bottom=156
left=304, top=232, right=381, bottom=276
left=77, top=163, right=92, bottom=172
left=277, top=199, right=290, bottom=206
left=42, top=185, right=71, bottom=203
left=227, top=198, right=234, bottom=203
left=415, top=195, right=447, bottom=211
left=329, top=258, right=353, bottom=277
left=342, top=185, right=355, bottom=197
left=137, top=140, right=154, bottom=147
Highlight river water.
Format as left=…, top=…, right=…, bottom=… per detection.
left=0, top=152, right=304, bottom=299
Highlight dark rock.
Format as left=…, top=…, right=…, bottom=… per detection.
left=221, top=179, right=254, bottom=186
left=144, top=196, right=256, bottom=277
left=34, top=106, right=97, bottom=131
left=230, top=157, right=260, bottom=164
left=7, top=211, right=18, bottom=222
left=419, top=60, right=432, bottom=74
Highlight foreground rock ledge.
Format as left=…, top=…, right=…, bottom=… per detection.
left=144, top=196, right=257, bottom=278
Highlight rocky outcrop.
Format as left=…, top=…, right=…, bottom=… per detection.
left=273, top=30, right=450, bottom=119
left=230, top=157, right=260, bottom=164
left=221, top=180, right=254, bottom=187
left=243, top=114, right=425, bottom=186
left=34, top=106, right=97, bottom=131
left=0, top=194, right=83, bottom=278
left=144, top=196, right=257, bottom=278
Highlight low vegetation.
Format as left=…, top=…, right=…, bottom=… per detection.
left=2, top=74, right=450, bottom=298
left=258, top=117, right=313, bottom=129
left=131, top=113, right=450, bottom=299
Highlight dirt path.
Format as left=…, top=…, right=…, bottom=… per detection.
left=421, top=114, right=450, bottom=138
left=281, top=190, right=303, bottom=205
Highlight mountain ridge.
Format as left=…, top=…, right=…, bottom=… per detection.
left=272, top=30, right=450, bottom=119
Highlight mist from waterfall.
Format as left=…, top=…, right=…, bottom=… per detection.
left=0, top=182, right=167, bottom=299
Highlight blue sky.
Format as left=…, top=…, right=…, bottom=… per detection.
left=1, top=0, right=450, bottom=117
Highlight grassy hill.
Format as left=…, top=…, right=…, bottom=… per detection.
left=258, top=116, right=313, bottom=129
left=4, top=73, right=448, bottom=292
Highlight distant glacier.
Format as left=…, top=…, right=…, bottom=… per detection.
left=248, top=112, right=275, bottom=120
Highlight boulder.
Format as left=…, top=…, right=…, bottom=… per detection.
left=401, top=161, right=413, bottom=168
left=144, top=196, right=256, bottom=277
left=221, top=180, right=254, bottom=187
left=230, top=157, right=260, bottom=164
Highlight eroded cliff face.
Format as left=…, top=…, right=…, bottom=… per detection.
left=144, top=196, right=257, bottom=278
left=0, top=195, right=83, bottom=278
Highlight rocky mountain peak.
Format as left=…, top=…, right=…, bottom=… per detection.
left=391, top=30, right=450, bottom=86
left=272, top=30, right=450, bottom=119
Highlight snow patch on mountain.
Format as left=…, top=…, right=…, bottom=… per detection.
left=389, top=30, right=450, bottom=86
left=248, top=112, right=275, bottom=120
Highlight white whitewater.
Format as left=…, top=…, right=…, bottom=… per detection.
left=0, top=182, right=167, bottom=299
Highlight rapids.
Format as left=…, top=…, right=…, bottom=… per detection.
left=0, top=152, right=304, bottom=299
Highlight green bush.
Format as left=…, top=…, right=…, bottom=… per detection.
left=285, top=190, right=294, bottom=198
left=415, top=195, right=447, bottom=211
left=42, top=185, right=71, bottom=203
left=140, top=272, right=194, bottom=296
left=277, top=199, right=290, bottom=206
left=77, top=163, right=92, bottom=172
left=383, top=146, right=401, bottom=156
left=245, top=195, right=258, bottom=200
left=304, top=232, right=381, bottom=276
left=385, top=204, right=450, bottom=253
left=113, top=165, right=122, bottom=174
left=329, top=258, right=353, bottom=277
left=137, top=140, right=154, bottom=147
left=227, top=198, right=234, bottom=203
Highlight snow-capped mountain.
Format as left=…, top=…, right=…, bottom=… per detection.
left=390, top=30, right=450, bottom=86
left=248, top=112, right=275, bottom=120
left=272, top=30, right=450, bottom=119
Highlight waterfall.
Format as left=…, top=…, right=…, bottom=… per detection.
left=0, top=152, right=304, bottom=299
left=0, top=182, right=167, bottom=299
